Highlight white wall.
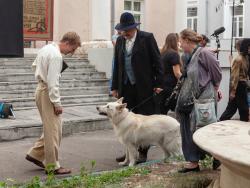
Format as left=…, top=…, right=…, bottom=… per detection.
left=243, top=0, right=250, bottom=37
left=207, top=0, right=224, bottom=36
left=88, top=48, right=114, bottom=78
left=54, top=0, right=90, bottom=42
left=91, top=0, right=111, bottom=41
left=175, top=0, right=187, bottom=33
left=197, top=0, right=206, bottom=35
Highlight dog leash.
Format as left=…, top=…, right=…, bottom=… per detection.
left=129, top=93, right=158, bottom=112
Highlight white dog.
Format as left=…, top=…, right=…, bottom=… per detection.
left=96, top=98, right=182, bottom=166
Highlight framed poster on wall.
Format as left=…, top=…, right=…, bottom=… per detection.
left=23, top=0, right=53, bottom=41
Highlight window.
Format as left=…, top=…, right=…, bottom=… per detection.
left=124, top=0, right=144, bottom=29
left=232, top=5, right=244, bottom=38
left=187, top=7, right=198, bottom=32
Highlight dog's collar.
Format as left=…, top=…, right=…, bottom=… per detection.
left=112, top=110, right=130, bottom=125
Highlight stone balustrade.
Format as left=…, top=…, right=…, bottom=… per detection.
left=193, top=120, right=250, bottom=188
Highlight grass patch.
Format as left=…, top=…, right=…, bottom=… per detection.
left=199, top=155, right=213, bottom=169
left=0, top=162, right=150, bottom=188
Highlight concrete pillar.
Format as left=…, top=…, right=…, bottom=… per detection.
left=91, top=0, right=111, bottom=41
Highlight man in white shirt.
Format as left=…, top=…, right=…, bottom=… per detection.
left=26, top=32, right=81, bottom=175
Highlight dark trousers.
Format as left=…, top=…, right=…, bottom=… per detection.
left=122, top=82, right=137, bottom=111
left=121, top=82, right=153, bottom=156
left=122, top=82, right=155, bottom=115
left=220, top=81, right=249, bottom=122
left=177, top=112, right=205, bottom=162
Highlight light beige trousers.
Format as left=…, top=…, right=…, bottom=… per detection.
left=27, top=82, right=62, bottom=169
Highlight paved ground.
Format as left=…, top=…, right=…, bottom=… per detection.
left=0, top=130, right=163, bottom=183
left=0, top=106, right=111, bottom=141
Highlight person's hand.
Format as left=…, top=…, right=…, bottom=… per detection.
left=229, top=92, right=235, bottom=101
left=154, top=88, right=163, bottom=94
left=54, top=106, right=63, bottom=115
left=111, top=90, right=118, bottom=98
left=217, top=90, right=222, bottom=102
left=211, top=49, right=220, bottom=54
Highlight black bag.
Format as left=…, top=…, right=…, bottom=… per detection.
left=176, top=98, right=194, bottom=114
left=165, top=77, right=186, bottom=112
left=164, top=91, right=177, bottom=111
left=0, top=102, right=15, bottom=118
left=61, top=60, right=68, bottom=73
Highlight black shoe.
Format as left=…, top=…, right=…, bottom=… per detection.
left=212, top=158, right=221, bottom=170
left=26, top=154, right=45, bottom=169
left=178, top=166, right=200, bottom=173
left=116, top=154, right=126, bottom=162
left=136, top=157, right=147, bottom=164
left=137, top=146, right=149, bottom=164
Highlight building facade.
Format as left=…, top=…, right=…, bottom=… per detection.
left=183, top=0, right=249, bottom=39
left=50, top=0, right=186, bottom=47
left=30, top=0, right=249, bottom=117
left=180, top=0, right=250, bottom=117
left=32, top=0, right=249, bottom=47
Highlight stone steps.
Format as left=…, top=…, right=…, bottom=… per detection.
left=0, top=57, right=111, bottom=108
left=0, top=105, right=111, bottom=141
left=1, top=94, right=111, bottom=109
left=14, top=101, right=110, bottom=111
left=0, top=72, right=106, bottom=82
left=0, top=86, right=109, bottom=98
left=0, top=56, right=113, bottom=141
left=0, top=57, right=89, bottom=65
left=0, top=79, right=109, bottom=90
left=0, top=65, right=96, bottom=73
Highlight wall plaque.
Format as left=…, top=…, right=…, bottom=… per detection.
left=23, top=0, right=53, bottom=41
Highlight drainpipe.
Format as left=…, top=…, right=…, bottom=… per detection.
left=231, top=0, right=235, bottom=56
left=110, top=0, right=115, bottom=38
left=206, top=0, right=208, bottom=36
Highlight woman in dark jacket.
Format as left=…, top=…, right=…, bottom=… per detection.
left=159, top=33, right=182, bottom=114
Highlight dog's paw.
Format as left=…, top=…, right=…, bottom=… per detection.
left=129, top=162, right=135, bottom=167
left=118, top=161, right=128, bottom=166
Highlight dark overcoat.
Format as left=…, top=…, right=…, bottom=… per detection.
left=111, top=30, right=163, bottom=115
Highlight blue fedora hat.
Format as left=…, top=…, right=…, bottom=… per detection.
left=115, top=12, right=140, bottom=31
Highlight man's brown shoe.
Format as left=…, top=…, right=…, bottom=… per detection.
left=46, top=167, right=71, bottom=175
left=25, top=155, right=45, bottom=169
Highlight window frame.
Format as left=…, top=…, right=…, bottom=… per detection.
left=187, top=6, right=198, bottom=32
left=124, top=0, right=144, bottom=30
left=231, top=5, right=244, bottom=38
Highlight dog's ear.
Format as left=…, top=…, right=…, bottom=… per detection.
left=116, top=103, right=127, bottom=112
left=117, top=97, right=124, bottom=104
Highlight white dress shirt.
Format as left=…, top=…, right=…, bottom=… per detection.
left=125, top=30, right=137, bottom=52
left=32, top=42, right=63, bottom=107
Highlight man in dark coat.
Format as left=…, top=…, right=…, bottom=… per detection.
left=111, top=12, right=164, bottom=164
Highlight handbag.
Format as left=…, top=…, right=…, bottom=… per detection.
left=166, top=76, right=190, bottom=112
left=194, top=98, right=217, bottom=127
left=0, top=102, right=15, bottom=118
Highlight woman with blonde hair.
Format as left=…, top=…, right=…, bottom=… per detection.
left=176, top=29, right=222, bottom=173
left=159, top=33, right=182, bottom=114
